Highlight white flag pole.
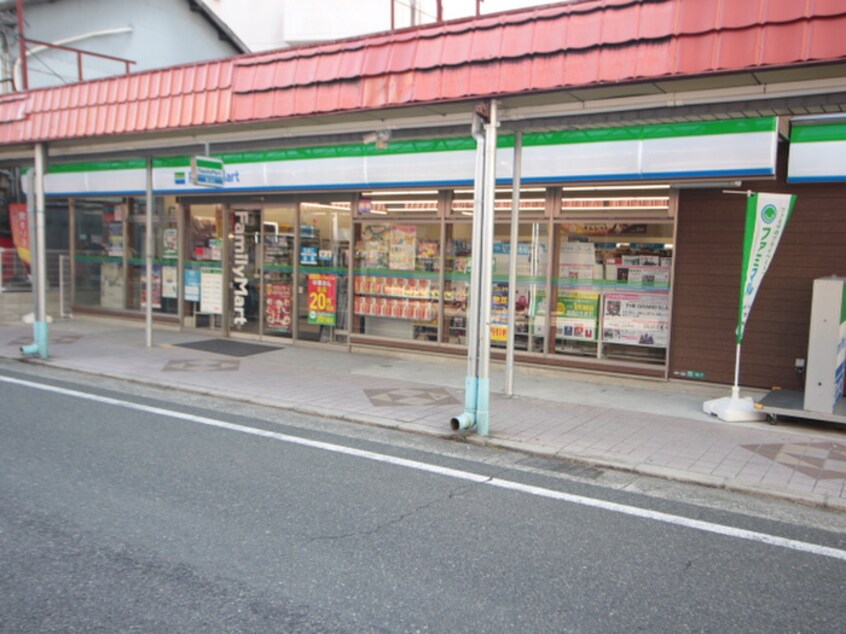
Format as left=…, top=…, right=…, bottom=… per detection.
left=730, top=190, right=752, bottom=402
left=705, top=190, right=760, bottom=421
left=705, top=189, right=796, bottom=422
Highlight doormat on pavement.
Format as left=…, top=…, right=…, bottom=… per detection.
left=174, top=339, right=282, bottom=357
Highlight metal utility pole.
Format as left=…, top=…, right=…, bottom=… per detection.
left=451, top=100, right=498, bottom=436
left=21, top=142, right=48, bottom=358
left=16, top=0, right=28, bottom=90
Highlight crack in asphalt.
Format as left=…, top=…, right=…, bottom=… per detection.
left=305, top=477, right=494, bottom=542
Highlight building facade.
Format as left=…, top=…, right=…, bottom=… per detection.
left=1, top=0, right=845, bottom=390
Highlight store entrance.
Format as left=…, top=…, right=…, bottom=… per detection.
left=296, top=200, right=351, bottom=344
left=223, top=200, right=350, bottom=344
left=229, top=207, right=262, bottom=335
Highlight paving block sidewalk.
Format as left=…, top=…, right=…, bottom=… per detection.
left=2, top=316, right=845, bottom=510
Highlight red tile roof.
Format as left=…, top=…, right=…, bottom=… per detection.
left=1, top=0, right=845, bottom=147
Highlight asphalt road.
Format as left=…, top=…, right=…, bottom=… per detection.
left=1, top=364, right=845, bottom=633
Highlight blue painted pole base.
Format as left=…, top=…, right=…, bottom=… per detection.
left=20, top=320, right=49, bottom=359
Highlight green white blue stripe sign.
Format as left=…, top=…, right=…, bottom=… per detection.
left=32, top=118, right=779, bottom=196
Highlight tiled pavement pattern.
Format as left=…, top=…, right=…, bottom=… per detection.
left=365, top=387, right=460, bottom=407
left=2, top=316, right=845, bottom=509
left=743, top=442, right=846, bottom=481
left=164, top=359, right=241, bottom=372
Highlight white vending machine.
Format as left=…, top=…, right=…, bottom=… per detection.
left=804, top=276, right=846, bottom=414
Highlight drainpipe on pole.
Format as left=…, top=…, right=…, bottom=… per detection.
left=145, top=157, right=153, bottom=347
left=21, top=143, right=48, bottom=358
left=451, top=108, right=487, bottom=433
left=505, top=131, right=522, bottom=397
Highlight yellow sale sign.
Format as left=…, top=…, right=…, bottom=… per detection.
left=308, top=273, right=337, bottom=326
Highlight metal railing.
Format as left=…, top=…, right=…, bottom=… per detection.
left=0, top=247, right=30, bottom=292
left=0, top=247, right=70, bottom=322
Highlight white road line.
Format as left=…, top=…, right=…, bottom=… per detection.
left=3, top=373, right=846, bottom=563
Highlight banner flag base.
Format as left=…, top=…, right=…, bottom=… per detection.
left=703, top=394, right=766, bottom=422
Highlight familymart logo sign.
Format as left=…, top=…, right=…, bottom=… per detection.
left=736, top=193, right=796, bottom=343
left=232, top=210, right=251, bottom=328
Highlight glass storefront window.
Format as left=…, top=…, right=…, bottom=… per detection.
left=445, top=189, right=547, bottom=349
left=491, top=221, right=548, bottom=353
left=297, top=200, right=351, bottom=343
left=73, top=198, right=125, bottom=310
left=127, top=196, right=179, bottom=315
left=552, top=187, right=674, bottom=364
left=354, top=221, right=441, bottom=342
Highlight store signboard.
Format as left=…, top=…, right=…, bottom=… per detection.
left=191, top=156, right=225, bottom=188
left=33, top=118, right=778, bottom=196
left=307, top=274, right=337, bottom=326
left=788, top=122, right=846, bottom=182
left=602, top=292, right=669, bottom=347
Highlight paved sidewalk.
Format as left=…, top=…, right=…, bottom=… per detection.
left=2, top=316, right=846, bottom=511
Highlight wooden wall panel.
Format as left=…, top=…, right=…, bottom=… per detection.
left=670, top=181, right=846, bottom=390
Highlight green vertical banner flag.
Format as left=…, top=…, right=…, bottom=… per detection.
left=736, top=193, right=796, bottom=343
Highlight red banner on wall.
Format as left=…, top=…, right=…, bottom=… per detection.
left=9, top=203, right=30, bottom=265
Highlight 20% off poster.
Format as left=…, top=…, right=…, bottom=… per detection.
left=307, top=273, right=337, bottom=325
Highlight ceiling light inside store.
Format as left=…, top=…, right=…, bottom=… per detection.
left=362, top=190, right=438, bottom=196
left=561, top=184, right=671, bottom=191
left=454, top=187, right=546, bottom=194
left=563, top=205, right=669, bottom=211
left=301, top=202, right=351, bottom=211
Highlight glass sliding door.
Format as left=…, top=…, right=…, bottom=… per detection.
left=297, top=200, right=351, bottom=343
left=185, top=203, right=224, bottom=331
left=230, top=207, right=261, bottom=335
left=262, top=205, right=296, bottom=339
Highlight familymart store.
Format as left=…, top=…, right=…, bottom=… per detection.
left=39, top=117, right=779, bottom=377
